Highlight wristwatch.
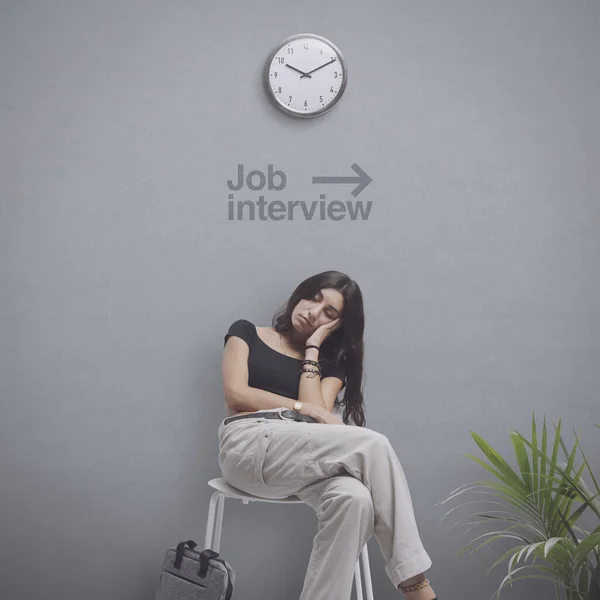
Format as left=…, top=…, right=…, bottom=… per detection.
left=293, top=401, right=303, bottom=413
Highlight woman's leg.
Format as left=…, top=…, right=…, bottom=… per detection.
left=297, top=422, right=434, bottom=590
left=218, top=416, right=435, bottom=597
left=295, top=474, right=375, bottom=600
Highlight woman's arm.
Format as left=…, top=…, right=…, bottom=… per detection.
left=232, top=386, right=342, bottom=425
left=298, top=346, right=345, bottom=412
left=222, top=336, right=327, bottom=413
left=230, top=385, right=305, bottom=413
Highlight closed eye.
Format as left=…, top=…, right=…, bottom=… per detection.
left=312, top=291, right=340, bottom=319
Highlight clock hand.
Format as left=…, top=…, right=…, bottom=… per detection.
left=285, top=64, right=311, bottom=78
left=304, top=57, right=337, bottom=76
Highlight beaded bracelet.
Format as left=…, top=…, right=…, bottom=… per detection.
left=301, top=359, right=320, bottom=367
left=301, top=367, right=321, bottom=379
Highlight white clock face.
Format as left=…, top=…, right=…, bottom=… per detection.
left=265, top=34, right=347, bottom=117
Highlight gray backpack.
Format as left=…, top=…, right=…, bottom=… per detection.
left=154, top=540, right=235, bottom=600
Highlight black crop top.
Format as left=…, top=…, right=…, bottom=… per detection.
left=224, top=318, right=347, bottom=401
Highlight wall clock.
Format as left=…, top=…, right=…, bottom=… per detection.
left=264, top=33, right=347, bottom=118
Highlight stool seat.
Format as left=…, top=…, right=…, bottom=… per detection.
left=205, top=477, right=374, bottom=600
left=207, top=477, right=304, bottom=504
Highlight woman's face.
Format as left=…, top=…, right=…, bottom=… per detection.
left=291, top=288, right=344, bottom=333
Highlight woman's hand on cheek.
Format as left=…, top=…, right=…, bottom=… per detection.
left=306, top=318, right=342, bottom=347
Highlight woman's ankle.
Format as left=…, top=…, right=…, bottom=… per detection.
left=397, top=574, right=436, bottom=599
left=402, top=590, right=436, bottom=600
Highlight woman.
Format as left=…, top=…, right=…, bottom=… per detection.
left=218, top=270, right=438, bottom=600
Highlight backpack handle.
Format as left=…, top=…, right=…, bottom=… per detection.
left=173, top=540, right=222, bottom=580
left=173, top=540, right=198, bottom=569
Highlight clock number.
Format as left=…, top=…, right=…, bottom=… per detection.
left=277, top=57, right=285, bottom=64
left=278, top=87, right=282, bottom=93
left=273, top=72, right=277, bottom=78
left=287, top=47, right=294, bottom=54
left=303, top=43, right=309, bottom=49
left=288, top=96, right=292, bottom=102
left=334, top=71, right=338, bottom=78
left=304, top=100, right=308, bottom=107
left=330, top=86, right=334, bottom=93
left=319, top=96, right=323, bottom=103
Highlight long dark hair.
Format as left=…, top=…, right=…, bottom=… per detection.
left=271, top=270, right=366, bottom=427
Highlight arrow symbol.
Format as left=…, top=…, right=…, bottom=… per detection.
left=312, top=163, right=372, bottom=197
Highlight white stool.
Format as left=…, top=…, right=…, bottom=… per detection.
left=205, top=477, right=375, bottom=600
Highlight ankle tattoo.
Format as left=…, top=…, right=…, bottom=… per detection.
left=398, top=578, right=430, bottom=593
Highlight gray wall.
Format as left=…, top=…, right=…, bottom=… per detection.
left=1, top=1, right=599, bottom=599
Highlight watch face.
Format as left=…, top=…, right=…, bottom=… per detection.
left=265, top=34, right=347, bottom=117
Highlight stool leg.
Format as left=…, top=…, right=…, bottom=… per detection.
left=204, top=491, right=224, bottom=550
left=361, top=544, right=374, bottom=600
left=354, top=557, right=364, bottom=600
left=212, top=494, right=226, bottom=553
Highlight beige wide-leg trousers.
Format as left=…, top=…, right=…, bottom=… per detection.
left=217, top=410, right=432, bottom=600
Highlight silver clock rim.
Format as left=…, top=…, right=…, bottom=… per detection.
left=263, top=33, right=348, bottom=118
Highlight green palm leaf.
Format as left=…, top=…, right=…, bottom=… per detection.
left=441, top=412, right=600, bottom=600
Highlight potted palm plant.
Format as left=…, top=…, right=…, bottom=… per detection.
left=439, top=414, right=600, bottom=600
